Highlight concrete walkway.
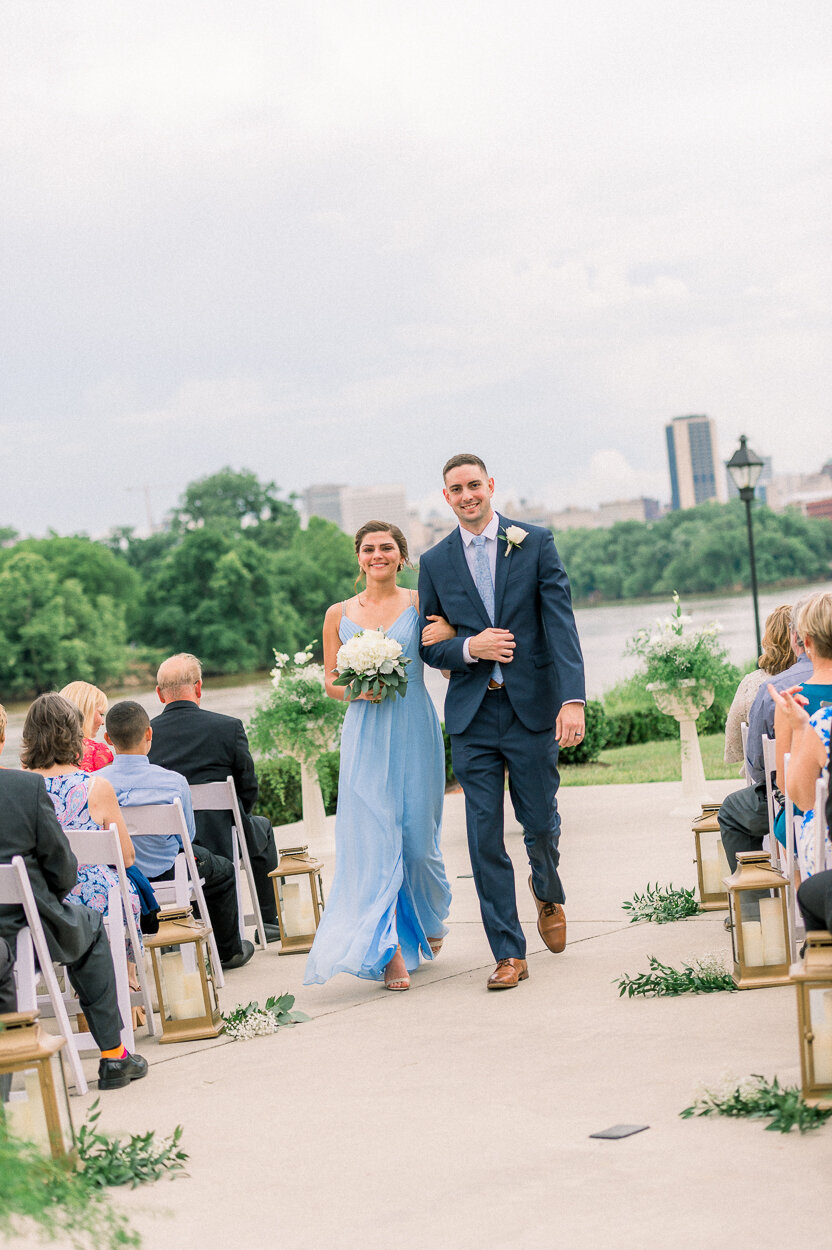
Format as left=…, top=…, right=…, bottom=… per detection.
left=11, top=778, right=831, bottom=1248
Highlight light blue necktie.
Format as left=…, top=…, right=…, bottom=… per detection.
left=471, top=534, right=502, bottom=684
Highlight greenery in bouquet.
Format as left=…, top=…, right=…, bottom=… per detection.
left=626, top=591, right=738, bottom=711
left=333, top=627, right=411, bottom=702
left=248, top=643, right=345, bottom=764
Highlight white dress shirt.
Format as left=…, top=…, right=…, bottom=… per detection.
left=459, top=513, right=500, bottom=666
left=457, top=513, right=584, bottom=706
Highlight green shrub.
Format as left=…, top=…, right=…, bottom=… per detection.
left=561, top=699, right=606, bottom=763
left=255, top=753, right=340, bottom=828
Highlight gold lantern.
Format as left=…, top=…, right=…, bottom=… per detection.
left=0, top=1011, right=75, bottom=1160
left=692, top=804, right=730, bottom=911
left=268, top=845, right=325, bottom=955
left=144, top=907, right=222, bottom=1043
left=726, top=851, right=791, bottom=989
left=792, top=931, right=832, bottom=1108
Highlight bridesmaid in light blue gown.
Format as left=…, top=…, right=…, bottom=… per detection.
left=304, top=520, right=453, bottom=991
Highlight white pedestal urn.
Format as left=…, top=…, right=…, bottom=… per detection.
left=299, top=758, right=328, bottom=845
left=647, top=679, right=716, bottom=818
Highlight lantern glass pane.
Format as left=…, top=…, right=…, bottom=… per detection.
left=736, top=892, right=766, bottom=966
left=809, top=988, right=832, bottom=1085
left=700, top=829, right=726, bottom=895
left=2, top=1065, right=51, bottom=1152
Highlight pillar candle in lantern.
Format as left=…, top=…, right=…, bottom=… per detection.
left=760, top=897, right=787, bottom=965
left=741, top=920, right=765, bottom=966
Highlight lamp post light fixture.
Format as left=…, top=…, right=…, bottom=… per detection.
left=726, top=434, right=765, bottom=656
left=0, top=1011, right=76, bottom=1160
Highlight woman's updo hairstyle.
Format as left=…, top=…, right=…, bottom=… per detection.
left=353, top=520, right=410, bottom=570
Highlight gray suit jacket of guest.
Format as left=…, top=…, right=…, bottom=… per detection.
left=0, top=768, right=98, bottom=964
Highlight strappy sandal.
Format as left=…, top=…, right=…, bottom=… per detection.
left=384, top=946, right=410, bottom=991
left=428, top=936, right=444, bottom=957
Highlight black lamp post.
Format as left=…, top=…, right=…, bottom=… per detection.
left=726, top=434, right=765, bottom=656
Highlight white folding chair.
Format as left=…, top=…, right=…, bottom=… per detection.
left=740, top=722, right=752, bottom=787
left=64, top=825, right=156, bottom=1047
left=189, top=778, right=267, bottom=949
left=783, top=753, right=804, bottom=959
left=810, top=771, right=830, bottom=878
left=120, top=799, right=225, bottom=988
left=761, top=736, right=780, bottom=864
left=0, top=856, right=88, bottom=1095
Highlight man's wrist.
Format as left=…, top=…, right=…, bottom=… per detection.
left=462, top=638, right=477, bottom=664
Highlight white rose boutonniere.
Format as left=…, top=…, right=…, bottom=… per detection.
left=501, top=525, right=529, bottom=557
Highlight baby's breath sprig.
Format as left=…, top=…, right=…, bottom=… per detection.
left=222, top=992, right=310, bottom=1041
left=616, top=952, right=735, bottom=998
left=681, top=1074, right=832, bottom=1134
left=622, top=883, right=701, bottom=924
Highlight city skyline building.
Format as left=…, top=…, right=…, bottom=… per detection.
left=665, top=414, right=724, bottom=510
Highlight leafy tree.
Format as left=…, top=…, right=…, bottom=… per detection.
left=0, top=551, right=128, bottom=698
left=171, top=466, right=300, bottom=550
left=554, top=502, right=832, bottom=603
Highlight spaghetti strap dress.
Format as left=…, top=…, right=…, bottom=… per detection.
left=304, top=602, right=451, bottom=983
left=43, top=771, right=142, bottom=960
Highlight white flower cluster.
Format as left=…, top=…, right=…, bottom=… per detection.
left=336, top=628, right=404, bottom=677
left=270, top=643, right=317, bottom=688
left=223, top=1009, right=278, bottom=1041
left=694, top=951, right=730, bottom=978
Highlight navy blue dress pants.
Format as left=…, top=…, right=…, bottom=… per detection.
left=450, top=688, right=563, bottom=960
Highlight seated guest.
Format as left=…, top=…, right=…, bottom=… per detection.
left=60, top=682, right=114, bottom=772
left=770, top=592, right=832, bottom=878
left=797, top=870, right=832, bottom=936
left=718, top=595, right=816, bottom=883
left=724, top=604, right=793, bottom=765
left=148, top=654, right=280, bottom=942
left=99, top=701, right=254, bottom=971
left=22, top=694, right=142, bottom=957
left=0, top=739, right=147, bottom=1088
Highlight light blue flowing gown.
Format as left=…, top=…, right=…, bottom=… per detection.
left=304, top=603, right=451, bottom=984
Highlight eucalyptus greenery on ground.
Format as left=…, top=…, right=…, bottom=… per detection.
left=681, top=1074, right=832, bottom=1134
left=616, top=952, right=736, bottom=998
left=0, top=1099, right=187, bottom=1248
left=248, top=643, right=345, bottom=764
left=222, top=992, right=310, bottom=1041
left=622, top=883, right=701, bottom=924
left=626, top=591, right=737, bottom=711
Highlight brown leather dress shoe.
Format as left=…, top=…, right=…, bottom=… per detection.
left=486, top=958, right=529, bottom=990
left=528, top=876, right=566, bottom=953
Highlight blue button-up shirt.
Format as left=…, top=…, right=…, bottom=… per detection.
left=745, top=653, right=813, bottom=783
left=97, top=754, right=196, bottom=879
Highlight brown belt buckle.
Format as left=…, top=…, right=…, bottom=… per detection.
left=487, top=678, right=503, bottom=690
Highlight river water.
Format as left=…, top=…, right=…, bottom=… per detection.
left=3, top=580, right=829, bottom=763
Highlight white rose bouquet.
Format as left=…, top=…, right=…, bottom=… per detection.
left=333, top=628, right=411, bottom=702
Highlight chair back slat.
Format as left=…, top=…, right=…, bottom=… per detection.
left=189, top=781, right=234, bottom=812
left=122, top=799, right=187, bottom=839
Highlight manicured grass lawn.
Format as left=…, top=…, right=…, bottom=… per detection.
left=561, top=733, right=740, bottom=787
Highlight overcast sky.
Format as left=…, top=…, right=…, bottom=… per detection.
left=2, top=1, right=830, bottom=537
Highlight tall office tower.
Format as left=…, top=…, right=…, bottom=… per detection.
left=303, top=484, right=346, bottom=527
left=665, top=415, right=724, bottom=510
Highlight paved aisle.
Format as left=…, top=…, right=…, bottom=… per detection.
left=16, top=781, right=829, bottom=1249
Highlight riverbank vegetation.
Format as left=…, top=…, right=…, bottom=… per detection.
left=555, top=499, right=832, bottom=601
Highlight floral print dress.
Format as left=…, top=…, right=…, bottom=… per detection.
left=43, top=771, right=142, bottom=959
left=795, top=707, right=832, bottom=880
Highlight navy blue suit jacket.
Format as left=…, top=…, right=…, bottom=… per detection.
left=418, top=515, right=585, bottom=735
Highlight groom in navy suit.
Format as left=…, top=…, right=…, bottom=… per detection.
left=419, top=454, right=586, bottom=989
